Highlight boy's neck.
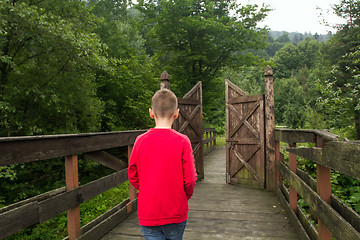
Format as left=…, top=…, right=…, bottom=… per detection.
left=154, top=117, right=174, bottom=129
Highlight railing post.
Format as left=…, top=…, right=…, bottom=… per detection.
left=65, top=155, right=81, bottom=240
left=127, top=145, right=136, bottom=214
left=288, top=144, right=297, bottom=213
left=210, top=131, right=213, bottom=149
left=316, top=137, right=332, bottom=240
left=265, top=65, right=276, bottom=190
left=206, top=131, right=209, bottom=150
left=213, top=130, right=216, bottom=147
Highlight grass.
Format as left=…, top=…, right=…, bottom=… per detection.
left=216, top=135, right=226, bottom=146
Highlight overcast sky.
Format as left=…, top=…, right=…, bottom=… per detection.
left=247, top=0, right=345, bottom=34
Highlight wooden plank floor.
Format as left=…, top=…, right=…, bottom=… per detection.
left=102, top=146, right=300, bottom=240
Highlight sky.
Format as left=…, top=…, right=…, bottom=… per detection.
left=246, top=0, right=345, bottom=34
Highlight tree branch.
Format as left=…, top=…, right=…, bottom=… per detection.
left=16, top=50, right=49, bottom=67
left=39, top=58, right=71, bottom=89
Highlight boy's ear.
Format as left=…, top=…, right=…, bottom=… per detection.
left=149, top=108, right=155, bottom=119
left=174, top=108, right=179, bottom=119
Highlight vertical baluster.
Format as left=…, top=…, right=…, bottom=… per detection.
left=210, top=131, right=213, bottom=149
left=209, top=130, right=213, bottom=149
left=206, top=131, right=209, bottom=151
left=275, top=140, right=281, bottom=187
left=213, top=130, right=216, bottom=147
left=288, top=143, right=297, bottom=213
left=316, top=138, right=332, bottom=240
left=65, top=155, right=80, bottom=240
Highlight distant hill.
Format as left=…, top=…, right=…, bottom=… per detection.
left=269, top=30, right=330, bottom=43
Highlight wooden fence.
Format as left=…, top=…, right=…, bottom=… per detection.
left=203, top=128, right=216, bottom=155
left=0, top=128, right=211, bottom=240
left=275, top=128, right=360, bottom=240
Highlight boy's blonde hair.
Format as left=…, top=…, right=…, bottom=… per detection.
left=151, top=89, right=178, bottom=119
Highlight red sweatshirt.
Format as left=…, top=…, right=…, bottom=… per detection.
left=128, top=128, right=197, bottom=226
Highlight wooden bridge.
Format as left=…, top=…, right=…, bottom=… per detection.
left=1, top=69, right=360, bottom=240
left=1, top=127, right=360, bottom=240
left=102, top=146, right=299, bottom=240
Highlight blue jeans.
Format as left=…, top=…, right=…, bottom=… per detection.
left=141, top=220, right=187, bottom=240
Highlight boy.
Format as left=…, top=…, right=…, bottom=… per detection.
left=128, top=89, right=198, bottom=240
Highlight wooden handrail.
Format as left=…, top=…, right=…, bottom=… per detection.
left=274, top=128, right=360, bottom=240
left=275, top=128, right=339, bottom=144
left=0, top=130, right=145, bottom=240
left=0, top=130, right=146, bottom=166
left=0, top=127, right=214, bottom=239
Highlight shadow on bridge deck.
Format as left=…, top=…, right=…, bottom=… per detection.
left=102, top=146, right=300, bottom=240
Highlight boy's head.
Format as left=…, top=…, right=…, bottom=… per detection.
left=151, top=89, right=178, bottom=119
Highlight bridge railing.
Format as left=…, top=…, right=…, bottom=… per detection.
left=275, top=128, right=360, bottom=240
left=0, top=130, right=145, bottom=240
left=0, top=128, right=213, bottom=240
left=203, top=128, right=216, bottom=155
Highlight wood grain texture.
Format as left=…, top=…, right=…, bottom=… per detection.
left=0, top=130, right=145, bottom=166
left=296, top=167, right=360, bottom=233
left=275, top=187, right=312, bottom=240
left=102, top=147, right=300, bottom=240
left=84, top=151, right=128, bottom=171
left=287, top=141, right=360, bottom=180
left=173, top=81, right=204, bottom=179
left=274, top=129, right=338, bottom=144
left=39, top=169, right=128, bottom=222
left=225, top=79, right=265, bottom=188
left=265, top=66, right=276, bottom=190
left=0, top=202, right=39, bottom=239
left=278, top=161, right=360, bottom=240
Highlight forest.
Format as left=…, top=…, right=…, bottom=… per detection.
left=0, top=0, right=360, bottom=238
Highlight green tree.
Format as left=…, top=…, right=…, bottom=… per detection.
left=137, top=0, right=270, bottom=89
left=88, top=0, right=158, bottom=131
left=0, top=0, right=106, bottom=136
left=317, top=0, right=360, bottom=139
left=265, top=35, right=285, bottom=58
left=277, top=32, right=291, bottom=43
left=272, top=43, right=301, bottom=79
left=274, top=77, right=306, bottom=128
left=137, top=0, right=270, bottom=129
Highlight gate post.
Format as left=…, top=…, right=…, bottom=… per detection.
left=264, top=65, right=276, bottom=191
left=160, top=70, right=170, bottom=90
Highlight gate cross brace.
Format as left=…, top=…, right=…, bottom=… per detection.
left=233, top=147, right=263, bottom=184
left=192, top=142, right=201, bottom=156
left=228, top=101, right=260, bottom=138
left=178, top=105, right=202, bottom=138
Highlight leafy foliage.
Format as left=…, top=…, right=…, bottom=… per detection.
left=274, top=77, right=306, bottom=128
left=2, top=0, right=360, bottom=237
left=316, top=0, right=360, bottom=139
left=0, top=0, right=106, bottom=136
left=136, top=0, right=270, bottom=128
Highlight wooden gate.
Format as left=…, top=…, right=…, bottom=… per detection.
left=173, top=82, right=204, bottom=179
left=160, top=71, right=203, bottom=179
left=225, top=80, right=265, bottom=188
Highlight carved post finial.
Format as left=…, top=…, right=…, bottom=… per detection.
left=160, top=70, right=170, bottom=90
left=265, top=65, right=273, bottom=77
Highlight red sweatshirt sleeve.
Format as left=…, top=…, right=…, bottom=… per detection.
left=128, top=142, right=139, bottom=190
left=183, top=138, right=197, bottom=200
